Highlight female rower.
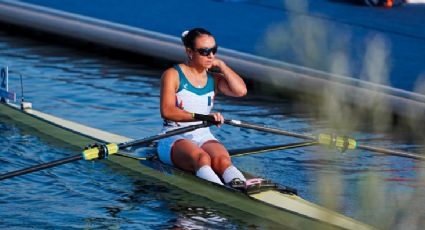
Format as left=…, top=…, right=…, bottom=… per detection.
left=158, top=28, right=247, bottom=185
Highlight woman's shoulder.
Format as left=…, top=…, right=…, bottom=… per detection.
left=161, top=65, right=182, bottom=87
left=162, top=65, right=180, bottom=78
left=165, top=63, right=187, bottom=74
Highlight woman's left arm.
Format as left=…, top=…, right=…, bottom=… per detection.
left=212, top=59, right=247, bottom=97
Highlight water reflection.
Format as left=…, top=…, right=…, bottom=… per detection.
left=1, top=28, right=424, bottom=229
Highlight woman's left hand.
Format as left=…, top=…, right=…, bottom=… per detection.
left=210, top=112, right=224, bottom=126
left=212, top=59, right=225, bottom=70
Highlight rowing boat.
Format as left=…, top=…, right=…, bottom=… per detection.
left=0, top=100, right=375, bottom=229
left=0, top=69, right=374, bottom=229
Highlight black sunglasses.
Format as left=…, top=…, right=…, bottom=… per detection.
left=193, top=46, right=218, bottom=56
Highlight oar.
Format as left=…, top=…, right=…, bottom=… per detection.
left=193, top=113, right=315, bottom=140
left=193, top=114, right=425, bottom=160
left=229, top=141, right=317, bottom=157
left=0, top=122, right=212, bottom=181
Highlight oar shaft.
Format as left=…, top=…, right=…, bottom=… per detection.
left=0, top=155, right=82, bottom=181
left=219, top=118, right=424, bottom=161
left=192, top=114, right=313, bottom=139
left=119, top=122, right=211, bottom=149
left=229, top=141, right=317, bottom=157
left=225, top=119, right=316, bottom=140
left=1, top=122, right=211, bottom=181
left=358, top=144, right=425, bottom=160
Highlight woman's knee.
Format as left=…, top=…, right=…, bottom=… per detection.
left=214, top=155, right=231, bottom=164
left=181, top=150, right=212, bottom=170
left=195, top=151, right=212, bottom=167
left=211, top=155, right=231, bottom=173
left=172, top=140, right=211, bottom=171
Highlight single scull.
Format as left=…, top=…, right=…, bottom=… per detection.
left=0, top=67, right=375, bottom=229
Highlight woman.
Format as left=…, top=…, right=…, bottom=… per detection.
left=158, top=28, right=247, bottom=185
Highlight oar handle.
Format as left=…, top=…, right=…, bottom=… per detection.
left=224, top=119, right=316, bottom=140
left=192, top=113, right=219, bottom=124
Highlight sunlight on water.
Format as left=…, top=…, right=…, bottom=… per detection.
left=0, top=30, right=287, bottom=229
left=1, top=2, right=425, bottom=226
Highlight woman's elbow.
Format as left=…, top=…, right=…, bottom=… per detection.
left=235, top=88, right=247, bottom=97
left=160, top=108, right=173, bottom=120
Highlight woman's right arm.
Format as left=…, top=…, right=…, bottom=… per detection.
left=160, top=68, right=194, bottom=122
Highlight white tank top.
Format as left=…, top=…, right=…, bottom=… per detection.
left=163, top=64, right=215, bottom=130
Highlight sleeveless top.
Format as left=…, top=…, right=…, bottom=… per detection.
left=162, top=64, right=215, bottom=130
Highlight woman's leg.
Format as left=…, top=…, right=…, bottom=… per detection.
left=172, top=139, right=210, bottom=172
left=200, top=140, right=231, bottom=175
left=201, top=141, right=246, bottom=184
left=172, top=139, right=223, bottom=185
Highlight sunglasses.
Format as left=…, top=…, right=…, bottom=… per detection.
left=193, top=45, right=218, bottom=56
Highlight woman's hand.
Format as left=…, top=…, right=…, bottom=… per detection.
left=210, top=59, right=247, bottom=98
left=210, top=112, right=224, bottom=126
left=212, top=58, right=225, bottom=70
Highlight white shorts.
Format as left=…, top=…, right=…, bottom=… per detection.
left=157, top=127, right=218, bottom=166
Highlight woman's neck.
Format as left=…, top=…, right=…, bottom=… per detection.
left=187, top=63, right=205, bottom=74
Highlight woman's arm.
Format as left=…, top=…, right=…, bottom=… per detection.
left=160, top=67, right=225, bottom=125
left=213, top=59, right=247, bottom=97
left=160, top=68, right=194, bottom=122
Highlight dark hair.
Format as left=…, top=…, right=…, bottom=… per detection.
left=181, top=28, right=212, bottom=49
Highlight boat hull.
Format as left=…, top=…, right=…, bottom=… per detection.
left=0, top=102, right=374, bottom=229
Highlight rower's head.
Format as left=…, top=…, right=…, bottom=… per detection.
left=181, top=28, right=218, bottom=69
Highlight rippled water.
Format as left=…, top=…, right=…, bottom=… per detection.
left=0, top=29, right=424, bottom=229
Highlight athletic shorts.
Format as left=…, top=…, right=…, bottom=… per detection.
left=157, top=127, right=218, bottom=166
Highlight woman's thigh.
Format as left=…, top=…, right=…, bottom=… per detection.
left=172, top=139, right=211, bottom=172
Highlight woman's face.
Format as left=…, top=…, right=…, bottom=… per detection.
left=188, top=34, right=216, bottom=69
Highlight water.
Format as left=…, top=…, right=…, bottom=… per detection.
left=18, top=0, right=425, bottom=93
left=0, top=29, right=424, bottom=229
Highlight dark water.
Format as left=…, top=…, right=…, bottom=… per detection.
left=19, top=0, right=425, bottom=93
left=0, top=30, right=424, bottom=229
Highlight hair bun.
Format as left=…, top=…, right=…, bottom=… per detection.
left=181, top=30, right=189, bottom=38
